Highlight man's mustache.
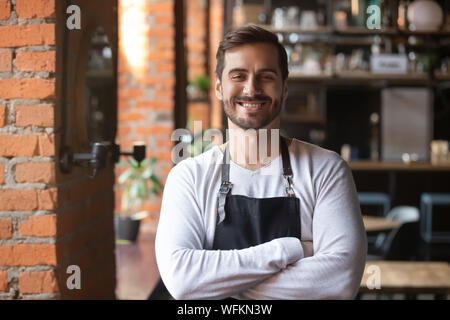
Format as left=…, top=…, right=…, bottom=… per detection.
left=234, top=95, right=271, bottom=102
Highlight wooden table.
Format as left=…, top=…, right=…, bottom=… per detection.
left=363, top=215, right=402, bottom=233
left=360, top=261, right=450, bottom=296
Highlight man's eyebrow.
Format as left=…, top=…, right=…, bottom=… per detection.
left=228, top=68, right=248, bottom=74
left=228, top=68, right=278, bottom=74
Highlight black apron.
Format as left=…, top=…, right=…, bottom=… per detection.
left=213, top=137, right=301, bottom=250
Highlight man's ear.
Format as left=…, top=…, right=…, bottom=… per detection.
left=215, top=78, right=223, bottom=101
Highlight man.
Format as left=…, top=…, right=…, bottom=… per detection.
left=155, top=25, right=367, bottom=300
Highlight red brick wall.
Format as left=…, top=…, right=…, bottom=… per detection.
left=0, top=0, right=116, bottom=299
left=186, top=0, right=209, bottom=131
left=117, top=0, right=175, bottom=232
left=209, top=0, right=224, bottom=129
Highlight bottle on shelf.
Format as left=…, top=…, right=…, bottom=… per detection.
left=370, top=112, right=380, bottom=161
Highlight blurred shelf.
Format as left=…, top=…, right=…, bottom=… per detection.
left=349, top=161, right=450, bottom=171
left=335, top=71, right=428, bottom=81
left=258, top=25, right=333, bottom=34
left=335, top=26, right=398, bottom=35
left=260, top=24, right=450, bottom=37
left=288, top=71, right=430, bottom=85
left=288, top=71, right=333, bottom=80
left=280, top=115, right=325, bottom=124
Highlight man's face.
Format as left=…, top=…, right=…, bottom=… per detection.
left=215, top=42, right=288, bottom=130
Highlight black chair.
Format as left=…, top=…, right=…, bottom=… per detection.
left=147, top=278, right=172, bottom=300
left=367, top=221, right=421, bottom=261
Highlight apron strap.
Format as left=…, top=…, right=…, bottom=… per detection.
left=217, top=137, right=295, bottom=224
left=217, top=143, right=232, bottom=224
left=280, top=137, right=296, bottom=197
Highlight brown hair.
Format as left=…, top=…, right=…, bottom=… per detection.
left=215, top=24, right=289, bottom=81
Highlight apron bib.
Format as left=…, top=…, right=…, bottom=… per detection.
left=213, top=137, right=301, bottom=250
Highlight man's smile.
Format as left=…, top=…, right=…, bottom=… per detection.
left=234, top=97, right=271, bottom=112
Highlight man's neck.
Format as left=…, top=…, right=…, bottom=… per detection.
left=221, top=118, right=282, bottom=171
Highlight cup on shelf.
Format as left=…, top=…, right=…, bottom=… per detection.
left=431, top=140, right=449, bottom=165
left=300, top=11, right=318, bottom=29
left=334, top=11, right=347, bottom=30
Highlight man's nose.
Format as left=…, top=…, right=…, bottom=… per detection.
left=243, top=77, right=262, bottom=96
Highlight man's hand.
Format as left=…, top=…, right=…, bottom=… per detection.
left=301, top=241, right=313, bottom=258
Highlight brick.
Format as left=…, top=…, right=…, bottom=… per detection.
left=15, top=162, right=55, bottom=183
left=136, top=126, right=173, bottom=136
left=18, top=214, right=56, bottom=237
left=0, top=189, right=38, bottom=211
left=156, top=62, right=175, bottom=73
left=37, top=188, right=58, bottom=210
left=154, top=89, right=173, bottom=100
left=147, top=28, right=174, bottom=38
left=0, top=163, right=4, bottom=184
left=0, top=51, right=12, bottom=72
left=146, top=2, right=173, bottom=13
left=117, top=89, right=143, bottom=99
left=155, top=39, right=174, bottom=50
left=0, top=134, right=39, bottom=157
left=0, top=244, right=57, bottom=266
left=154, top=14, right=174, bottom=26
left=117, top=125, right=130, bottom=136
left=0, top=24, right=55, bottom=47
left=0, top=104, right=5, bottom=127
left=136, top=101, right=173, bottom=110
left=0, top=78, right=55, bottom=100
left=0, top=0, right=10, bottom=20
left=143, top=76, right=174, bottom=88
left=118, top=112, right=145, bottom=122
left=154, top=37, right=175, bottom=51
left=156, top=139, right=174, bottom=148
left=16, top=104, right=54, bottom=127
left=0, top=219, right=12, bottom=239
left=147, top=50, right=174, bottom=61
left=149, top=151, right=172, bottom=162
left=16, top=0, right=55, bottom=19
left=19, top=270, right=59, bottom=294
left=117, top=100, right=129, bottom=110
left=15, top=51, right=56, bottom=73
left=38, top=134, right=55, bottom=156
left=0, top=270, right=8, bottom=292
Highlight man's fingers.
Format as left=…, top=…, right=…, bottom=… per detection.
left=301, top=241, right=314, bottom=258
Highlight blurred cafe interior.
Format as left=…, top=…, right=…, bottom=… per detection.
left=225, top=0, right=450, bottom=299
left=123, top=0, right=450, bottom=300
left=122, top=0, right=450, bottom=300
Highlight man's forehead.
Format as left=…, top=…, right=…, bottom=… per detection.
left=223, top=43, right=280, bottom=72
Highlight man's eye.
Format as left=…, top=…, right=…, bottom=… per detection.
left=231, top=74, right=244, bottom=80
left=261, top=74, right=275, bottom=81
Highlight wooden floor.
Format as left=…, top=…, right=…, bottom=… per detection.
left=115, top=232, right=160, bottom=300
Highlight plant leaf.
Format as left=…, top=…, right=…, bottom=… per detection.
left=130, top=158, right=139, bottom=168
left=129, top=181, right=140, bottom=199
left=137, top=179, right=148, bottom=198
left=118, top=168, right=135, bottom=184
left=142, top=167, right=154, bottom=179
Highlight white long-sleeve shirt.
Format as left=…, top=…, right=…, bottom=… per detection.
left=155, top=139, right=367, bottom=300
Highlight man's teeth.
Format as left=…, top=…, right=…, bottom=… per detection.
left=240, top=103, right=262, bottom=108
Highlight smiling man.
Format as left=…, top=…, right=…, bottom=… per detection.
left=155, top=25, right=367, bottom=300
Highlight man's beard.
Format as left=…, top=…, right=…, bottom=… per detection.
left=223, top=94, right=284, bottom=130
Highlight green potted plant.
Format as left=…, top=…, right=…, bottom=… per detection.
left=115, top=157, right=162, bottom=243
left=187, top=75, right=211, bottom=100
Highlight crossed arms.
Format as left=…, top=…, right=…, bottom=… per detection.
left=155, top=158, right=367, bottom=300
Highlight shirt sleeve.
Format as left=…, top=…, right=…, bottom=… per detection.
left=155, top=159, right=304, bottom=300
left=235, top=156, right=367, bottom=300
